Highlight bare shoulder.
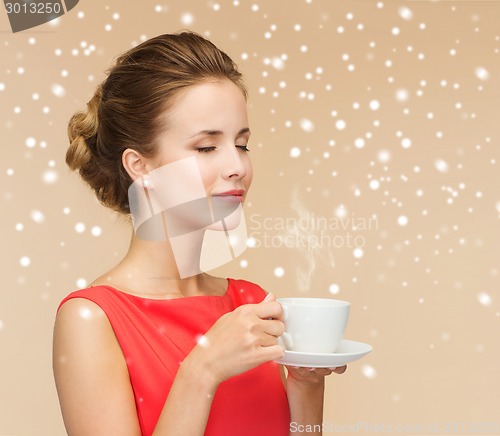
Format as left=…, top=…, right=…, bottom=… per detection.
left=53, top=298, right=141, bottom=435
left=54, top=298, right=119, bottom=357
left=55, top=297, right=108, bottom=327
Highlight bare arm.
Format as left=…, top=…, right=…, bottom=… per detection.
left=53, top=299, right=142, bottom=435
left=150, top=358, right=217, bottom=435
left=282, top=365, right=347, bottom=436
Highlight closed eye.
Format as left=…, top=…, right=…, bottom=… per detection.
left=236, top=145, right=250, bottom=152
left=197, top=146, right=216, bottom=153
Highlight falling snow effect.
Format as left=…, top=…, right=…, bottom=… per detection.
left=335, top=119, right=346, bottom=130
left=51, top=84, right=66, bottom=97
left=246, top=237, right=256, bottom=248
left=329, top=284, right=340, bottom=295
left=91, top=226, right=102, bottom=237
left=434, top=159, right=449, bottom=173
left=42, top=170, right=58, bottom=184
left=274, top=267, right=285, bottom=278
left=2, top=3, right=499, bottom=430
left=478, top=292, right=492, bottom=307
left=31, top=210, right=45, bottom=223
left=196, top=334, right=210, bottom=347
left=397, top=216, right=408, bottom=226
left=362, top=364, right=377, bottom=379
left=474, top=67, right=490, bottom=81
left=377, top=150, right=391, bottom=163
left=300, top=118, right=314, bottom=132
left=181, top=12, right=194, bottom=26
left=75, top=223, right=86, bottom=233
left=20, top=256, right=31, bottom=267
left=395, top=88, right=409, bottom=102
left=398, top=6, right=413, bottom=21
left=401, top=138, right=411, bottom=149
left=290, top=147, right=301, bottom=158
left=354, top=138, right=365, bottom=149
left=76, top=278, right=87, bottom=288
left=78, top=306, right=92, bottom=319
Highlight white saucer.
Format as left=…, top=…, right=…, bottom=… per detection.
left=274, top=339, right=372, bottom=368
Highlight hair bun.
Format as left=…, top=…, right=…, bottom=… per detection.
left=66, top=87, right=102, bottom=171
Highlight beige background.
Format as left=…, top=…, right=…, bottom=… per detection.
left=1, top=0, right=499, bottom=435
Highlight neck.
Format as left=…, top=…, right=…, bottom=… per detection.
left=104, top=223, right=212, bottom=298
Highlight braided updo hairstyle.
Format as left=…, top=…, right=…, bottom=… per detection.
left=66, top=31, right=247, bottom=214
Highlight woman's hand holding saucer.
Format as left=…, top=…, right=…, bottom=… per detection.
left=285, top=365, right=347, bottom=385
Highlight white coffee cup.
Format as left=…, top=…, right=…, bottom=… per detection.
left=277, top=298, right=350, bottom=354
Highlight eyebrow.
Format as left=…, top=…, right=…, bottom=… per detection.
left=190, top=127, right=251, bottom=139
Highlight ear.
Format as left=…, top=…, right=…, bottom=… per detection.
left=122, top=148, right=150, bottom=183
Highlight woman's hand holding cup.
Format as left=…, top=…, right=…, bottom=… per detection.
left=187, top=293, right=285, bottom=386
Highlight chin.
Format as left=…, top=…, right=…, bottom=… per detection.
left=206, top=204, right=243, bottom=231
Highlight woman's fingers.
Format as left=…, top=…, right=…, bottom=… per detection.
left=257, top=343, right=285, bottom=361
left=304, top=366, right=348, bottom=375
left=332, top=365, right=347, bottom=374
left=286, top=365, right=348, bottom=376
left=253, top=320, right=285, bottom=347
left=261, top=319, right=285, bottom=337
left=255, top=299, right=283, bottom=321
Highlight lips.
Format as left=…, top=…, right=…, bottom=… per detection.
left=212, top=189, right=245, bottom=203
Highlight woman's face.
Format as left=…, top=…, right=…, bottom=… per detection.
left=152, top=79, right=252, bottom=198
left=127, top=80, right=252, bottom=260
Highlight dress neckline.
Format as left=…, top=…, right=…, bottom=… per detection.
left=89, top=278, right=234, bottom=302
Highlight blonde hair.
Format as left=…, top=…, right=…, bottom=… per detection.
left=66, top=31, right=247, bottom=214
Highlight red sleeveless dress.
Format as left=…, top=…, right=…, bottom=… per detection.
left=58, top=278, right=290, bottom=436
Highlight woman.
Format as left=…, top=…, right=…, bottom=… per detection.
left=53, top=31, right=346, bottom=436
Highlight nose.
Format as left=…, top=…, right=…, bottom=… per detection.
left=221, top=145, right=248, bottom=180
